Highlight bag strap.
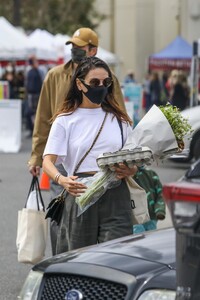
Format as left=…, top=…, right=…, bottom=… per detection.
left=74, top=112, right=108, bottom=174
left=117, top=118, right=124, bottom=149
left=35, top=176, right=45, bottom=211
left=26, top=175, right=36, bottom=196
left=25, top=176, right=45, bottom=211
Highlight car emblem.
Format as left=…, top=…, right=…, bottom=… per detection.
left=65, top=289, right=83, bottom=300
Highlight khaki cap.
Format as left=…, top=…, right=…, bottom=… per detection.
left=66, top=28, right=98, bottom=47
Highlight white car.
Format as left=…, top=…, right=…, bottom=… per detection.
left=170, top=105, right=200, bottom=161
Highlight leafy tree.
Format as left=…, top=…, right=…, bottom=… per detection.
left=0, top=0, right=106, bottom=34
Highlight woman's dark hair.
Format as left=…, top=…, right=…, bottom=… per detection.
left=53, top=57, right=132, bottom=125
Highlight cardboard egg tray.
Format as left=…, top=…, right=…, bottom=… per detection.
left=97, top=146, right=154, bottom=170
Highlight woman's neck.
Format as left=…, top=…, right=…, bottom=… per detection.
left=79, top=103, right=101, bottom=108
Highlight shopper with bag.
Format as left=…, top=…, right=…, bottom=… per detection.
left=42, top=57, right=138, bottom=253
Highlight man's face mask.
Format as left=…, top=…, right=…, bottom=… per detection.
left=71, top=48, right=86, bottom=64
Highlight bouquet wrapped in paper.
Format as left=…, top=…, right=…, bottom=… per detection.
left=76, top=104, right=192, bottom=215
left=123, top=104, right=190, bottom=158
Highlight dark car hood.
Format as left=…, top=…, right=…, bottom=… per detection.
left=34, top=228, right=176, bottom=275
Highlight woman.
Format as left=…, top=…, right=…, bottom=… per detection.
left=169, top=71, right=189, bottom=111
left=43, top=57, right=137, bottom=253
left=149, top=72, right=161, bottom=106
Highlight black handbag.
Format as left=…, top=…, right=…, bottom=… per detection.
left=45, top=189, right=67, bottom=225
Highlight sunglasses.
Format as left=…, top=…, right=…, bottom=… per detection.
left=80, top=77, right=113, bottom=88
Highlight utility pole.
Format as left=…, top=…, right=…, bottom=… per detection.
left=190, top=41, right=199, bottom=107
left=110, top=0, right=115, bottom=53
left=13, top=0, right=21, bottom=26
left=175, top=0, right=181, bottom=36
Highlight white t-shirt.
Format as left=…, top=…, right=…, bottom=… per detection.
left=43, top=107, right=132, bottom=175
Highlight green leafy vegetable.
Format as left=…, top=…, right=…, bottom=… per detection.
left=76, top=170, right=119, bottom=211
left=159, top=103, right=193, bottom=148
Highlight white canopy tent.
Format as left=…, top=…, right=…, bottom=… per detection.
left=0, top=17, right=121, bottom=69
left=53, top=33, right=71, bottom=61
left=27, top=29, right=58, bottom=62
left=0, top=19, right=58, bottom=63
left=0, top=16, right=28, bottom=60
left=97, top=47, right=119, bottom=66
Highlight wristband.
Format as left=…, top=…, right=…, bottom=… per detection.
left=54, top=172, right=61, bottom=183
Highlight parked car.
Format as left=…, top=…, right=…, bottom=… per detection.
left=163, top=159, right=200, bottom=299
left=18, top=227, right=176, bottom=300
left=164, top=158, right=200, bottom=228
left=170, top=105, right=200, bottom=162
left=182, top=157, right=200, bottom=183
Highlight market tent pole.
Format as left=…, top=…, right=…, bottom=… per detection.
left=189, top=41, right=199, bottom=107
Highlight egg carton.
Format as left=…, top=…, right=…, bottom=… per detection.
left=97, top=146, right=154, bottom=170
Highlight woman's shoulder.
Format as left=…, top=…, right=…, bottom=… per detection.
left=57, top=112, right=72, bottom=118
left=53, top=112, right=73, bottom=126
left=55, top=109, right=89, bottom=122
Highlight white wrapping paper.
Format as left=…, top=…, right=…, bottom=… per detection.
left=123, top=105, right=179, bottom=158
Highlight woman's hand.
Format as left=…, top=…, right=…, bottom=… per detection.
left=58, top=175, right=87, bottom=196
left=114, top=163, right=138, bottom=179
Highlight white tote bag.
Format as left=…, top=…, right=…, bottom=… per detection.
left=125, top=176, right=150, bottom=225
left=16, top=176, right=48, bottom=264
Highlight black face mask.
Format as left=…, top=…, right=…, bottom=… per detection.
left=82, top=82, right=108, bottom=104
left=71, top=48, right=86, bottom=64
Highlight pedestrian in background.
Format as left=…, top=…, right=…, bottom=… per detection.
left=1, top=64, right=18, bottom=99
left=142, top=72, right=151, bottom=112
left=25, top=57, right=43, bottom=137
left=42, top=56, right=137, bottom=253
left=133, top=167, right=166, bottom=234
left=15, top=71, right=25, bottom=100
left=169, top=70, right=189, bottom=111
left=28, top=27, right=126, bottom=255
left=160, top=71, right=169, bottom=105
left=123, top=70, right=136, bottom=84
left=149, top=72, right=161, bottom=106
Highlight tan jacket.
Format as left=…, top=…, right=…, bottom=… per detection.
left=29, top=60, right=126, bottom=167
